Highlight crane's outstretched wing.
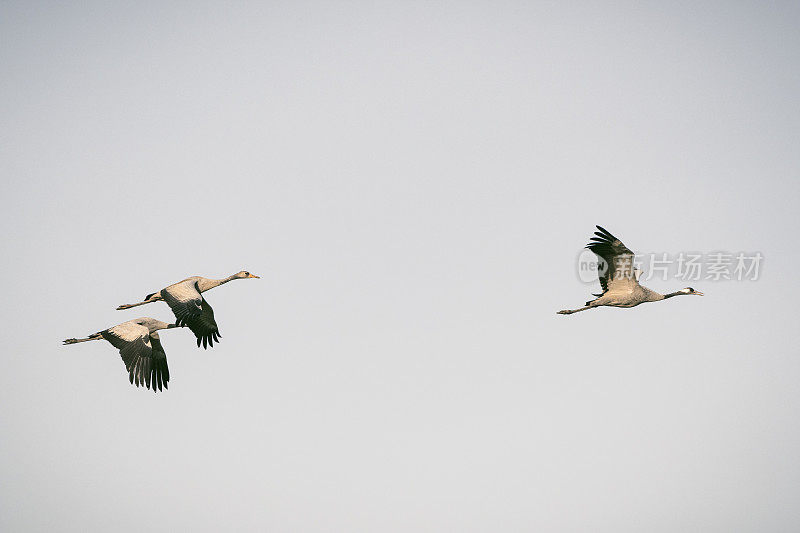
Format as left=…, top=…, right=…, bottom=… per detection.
left=162, top=280, right=203, bottom=326
left=586, top=225, right=638, bottom=295
left=101, top=321, right=170, bottom=392
left=185, top=298, right=221, bottom=349
left=144, top=333, right=170, bottom=391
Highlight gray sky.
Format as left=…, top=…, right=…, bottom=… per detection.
left=2, top=1, right=799, bottom=531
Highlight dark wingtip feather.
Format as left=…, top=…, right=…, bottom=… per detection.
left=597, top=226, right=617, bottom=240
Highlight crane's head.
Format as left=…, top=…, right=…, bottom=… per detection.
left=234, top=270, right=260, bottom=279
left=680, top=287, right=704, bottom=296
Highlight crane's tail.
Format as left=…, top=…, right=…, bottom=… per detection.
left=63, top=333, right=103, bottom=345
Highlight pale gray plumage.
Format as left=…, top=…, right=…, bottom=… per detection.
left=116, top=270, right=260, bottom=349
left=557, top=226, right=704, bottom=315
left=63, top=318, right=178, bottom=392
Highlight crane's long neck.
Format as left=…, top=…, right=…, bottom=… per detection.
left=663, top=291, right=686, bottom=299
left=198, top=275, right=238, bottom=293
left=149, top=322, right=179, bottom=333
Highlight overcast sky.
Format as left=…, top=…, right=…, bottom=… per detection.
left=2, top=1, right=799, bottom=531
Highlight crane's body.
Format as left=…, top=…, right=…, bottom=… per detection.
left=63, top=318, right=179, bottom=392
left=122, top=274, right=252, bottom=306
left=558, top=226, right=703, bottom=315
left=591, top=285, right=663, bottom=308
left=116, top=271, right=259, bottom=348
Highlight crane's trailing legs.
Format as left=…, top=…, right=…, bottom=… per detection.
left=556, top=305, right=595, bottom=315
left=117, top=292, right=162, bottom=310
left=63, top=333, right=103, bottom=344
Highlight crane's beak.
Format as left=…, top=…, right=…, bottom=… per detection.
left=694, top=291, right=704, bottom=296
left=248, top=273, right=260, bottom=279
